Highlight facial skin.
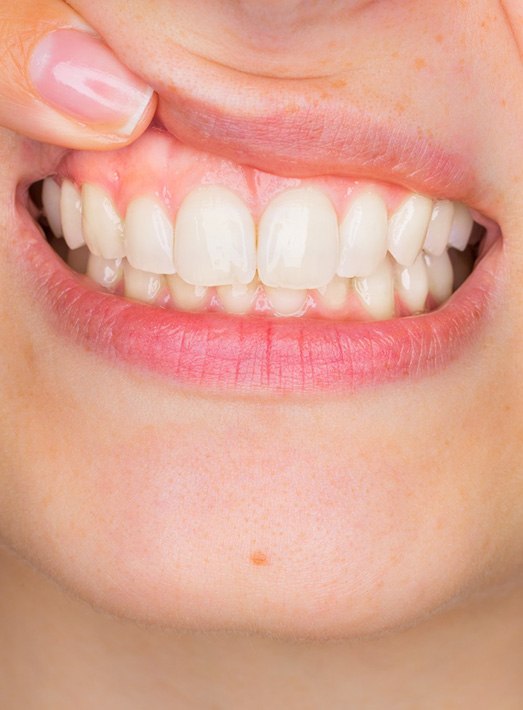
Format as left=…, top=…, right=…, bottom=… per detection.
left=1, top=1, right=523, bottom=703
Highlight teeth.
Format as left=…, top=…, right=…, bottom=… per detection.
left=42, top=178, right=63, bottom=237
left=125, top=196, right=175, bottom=274
left=423, top=200, right=454, bottom=256
left=448, top=203, right=474, bottom=251
left=354, top=258, right=395, bottom=320
left=423, top=251, right=454, bottom=305
left=174, top=186, right=256, bottom=286
left=61, top=180, right=85, bottom=250
left=167, top=275, right=209, bottom=311
left=265, top=287, right=307, bottom=316
left=124, top=261, right=165, bottom=304
left=388, top=194, right=432, bottom=267
left=394, top=254, right=429, bottom=313
left=337, top=191, right=388, bottom=277
left=82, top=184, right=125, bottom=260
left=217, top=281, right=259, bottom=315
left=87, top=255, right=123, bottom=290
left=258, top=188, right=338, bottom=289
left=317, top=276, right=351, bottom=311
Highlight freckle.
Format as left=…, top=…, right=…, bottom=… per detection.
left=435, top=34, right=443, bottom=44
left=414, top=57, right=427, bottom=71
left=250, top=551, right=268, bottom=566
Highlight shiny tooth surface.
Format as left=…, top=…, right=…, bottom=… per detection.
left=174, top=186, right=256, bottom=286
left=423, top=200, right=454, bottom=256
left=217, top=281, right=259, bottom=315
left=125, top=196, right=175, bottom=274
left=67, top=244, right=89, bottom=274
left=448, top=203, right=474, bottom=251
left=87, top=254, right=123, bottom=290
left=42, top=178, right=63, bottom=237
left=317, top=276, right=351, bottom=311
left=82, top=184, right=125, bottom=260
left=265, top=287, right=307, bottom=316
left=61, top=180, right=85, bottom=250
left=258, top=187, right=339, bottom=289
left=337, top=191, right=388, bottom=277
left=354, top=258, right=395, bottom=320
left=394, top=254, right=429, bottom=313
left=423, top=251, right=454, bottom=305
left=124, top=261, right=165, bottom=303
left=167, top=275, right=209, bottom=311
left=388, top=194, right=432, bottom=267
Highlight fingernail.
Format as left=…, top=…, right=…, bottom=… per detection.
left=29, top=29, right=154, bottom=136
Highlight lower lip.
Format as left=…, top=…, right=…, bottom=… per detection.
left=16, top=203, right=502, bottom=395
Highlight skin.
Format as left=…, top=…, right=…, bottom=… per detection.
left=1, top=0, right=523, bottom=706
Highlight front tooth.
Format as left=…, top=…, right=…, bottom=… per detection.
left=42, top=178, right=63, bottom=237
left=354, top=258, right=395, bottom=320
left=388, top=194, right=432, bottom=267
left=265, top=287, right=307, bottom=316
left=394, top=254, right=429, bottom=313
left=337, top=191, right=388, bottom=277
left=82, top=184, right=125, bottom=260
left=87, top=254, right=123, bottom=290
left=61, top=179, right=85, bottom=250
left=125, top=196, right=175, bottom=274
left=124, top=261, right=165, bottom=304
left=174, top=186, right=256, bottom=286
left=317, top=276, right=351, bottom=311
left=217, top=281, right=259, bottom=315
left=448, top=203, right=474, bottom=251
left=258, top=187, right=338, bottom=289
left=423, top=251, right=454, bottom=305
left=167, top=275, right=209, bottom=311
left=423, top=200, right=454, bottom=256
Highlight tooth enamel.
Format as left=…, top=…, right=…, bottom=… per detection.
left=61, top=180, right=85, bottom=250
left=125, top=196, right=175, bottom=274
left=423, top=200, right=454, bottom=256
left=67, top=244, right=89, bottom=274
left=337, top=191, right=388, bottom=277
left=167, top=275, right=209, bottom=311
left=258, top=187, right=339, bottom=289
left=217, top=281, right=259, bottom=315
left=394, top=254, right=429, bottom=313
left=388, top=194, right=432, bottom=267
left=174, top=186, right=256, bottom=286
left=265, top=287, right=307, bottom=316
left=448, top=203, right=474, bottom=251
left=317, top=276, right=351, bottom=311
left=423, top=251, right=454, bottom=305
left=123, top=261, right=165, bottom=304
left=87, top=255, right=123, bottom=290
left=82, top=184, right=125, bottom=260
left=354, top=258, right=395, bottom=320
left=42, top=178, right=63, bottom=237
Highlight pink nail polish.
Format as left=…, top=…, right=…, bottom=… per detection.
left=29, top=29, right=154, bottom=135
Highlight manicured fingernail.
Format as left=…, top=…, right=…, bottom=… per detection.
left=29, top=29, right=154, bottom=136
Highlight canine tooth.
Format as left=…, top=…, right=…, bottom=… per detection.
left=388, top=194, right=432, bottom=266
left=124, top=261, right=165, bottom=303
left=67, top=245, right=89, bottom=274
left=338, top=191, right=388, bottom=277
left=258, top=187, right=338, bottom=289
left=87, top=254, right=123, bottom=290
left=42, top=178, right=62, bottom=237
left=125, top=196, right=175, bottom=274
left=265, top=287, right=307, bottom=316
left=448, top=203, right=474, bottom=251
left=82, top=184, right=125, bottom=260
left=394, top=254, right=429, bottom=313
left=217, top=281, right=259, bottom=315
left=167, top=275, right=209, bottom=311
left=354, top=258, right=394, bottom=320
left=61, top=180, right=85, bottom=250
left=424, top=251, right=454, bottom=304
left=317, top=276, right=351, bottom=311
left=174, top=186, right=256, bottom=286
left=423, top=200, right=454, bottom=256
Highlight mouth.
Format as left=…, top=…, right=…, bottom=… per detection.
left=17, top=122, right=502, bottom=395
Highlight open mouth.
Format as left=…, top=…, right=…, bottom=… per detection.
left=20, top=126, right=502, bottom=394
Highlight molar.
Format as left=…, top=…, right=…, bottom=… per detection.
left=337, top=191, right=388, bottom=278
left=388, top=194, right=432, bottom=267
left=125, top=196, right=175, bottom=274
left=82, top=184, right=125, bottom=260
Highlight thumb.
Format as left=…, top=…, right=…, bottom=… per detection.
left=0, top=0, right=156, bottom=149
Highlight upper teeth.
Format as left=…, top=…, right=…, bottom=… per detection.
left=43, top=177, right=475, bottom=293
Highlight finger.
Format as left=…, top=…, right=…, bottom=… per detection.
left=0, top=0, right=156, bottom=150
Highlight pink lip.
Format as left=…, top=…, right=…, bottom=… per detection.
left=16, top=200, right=501, bottom=395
